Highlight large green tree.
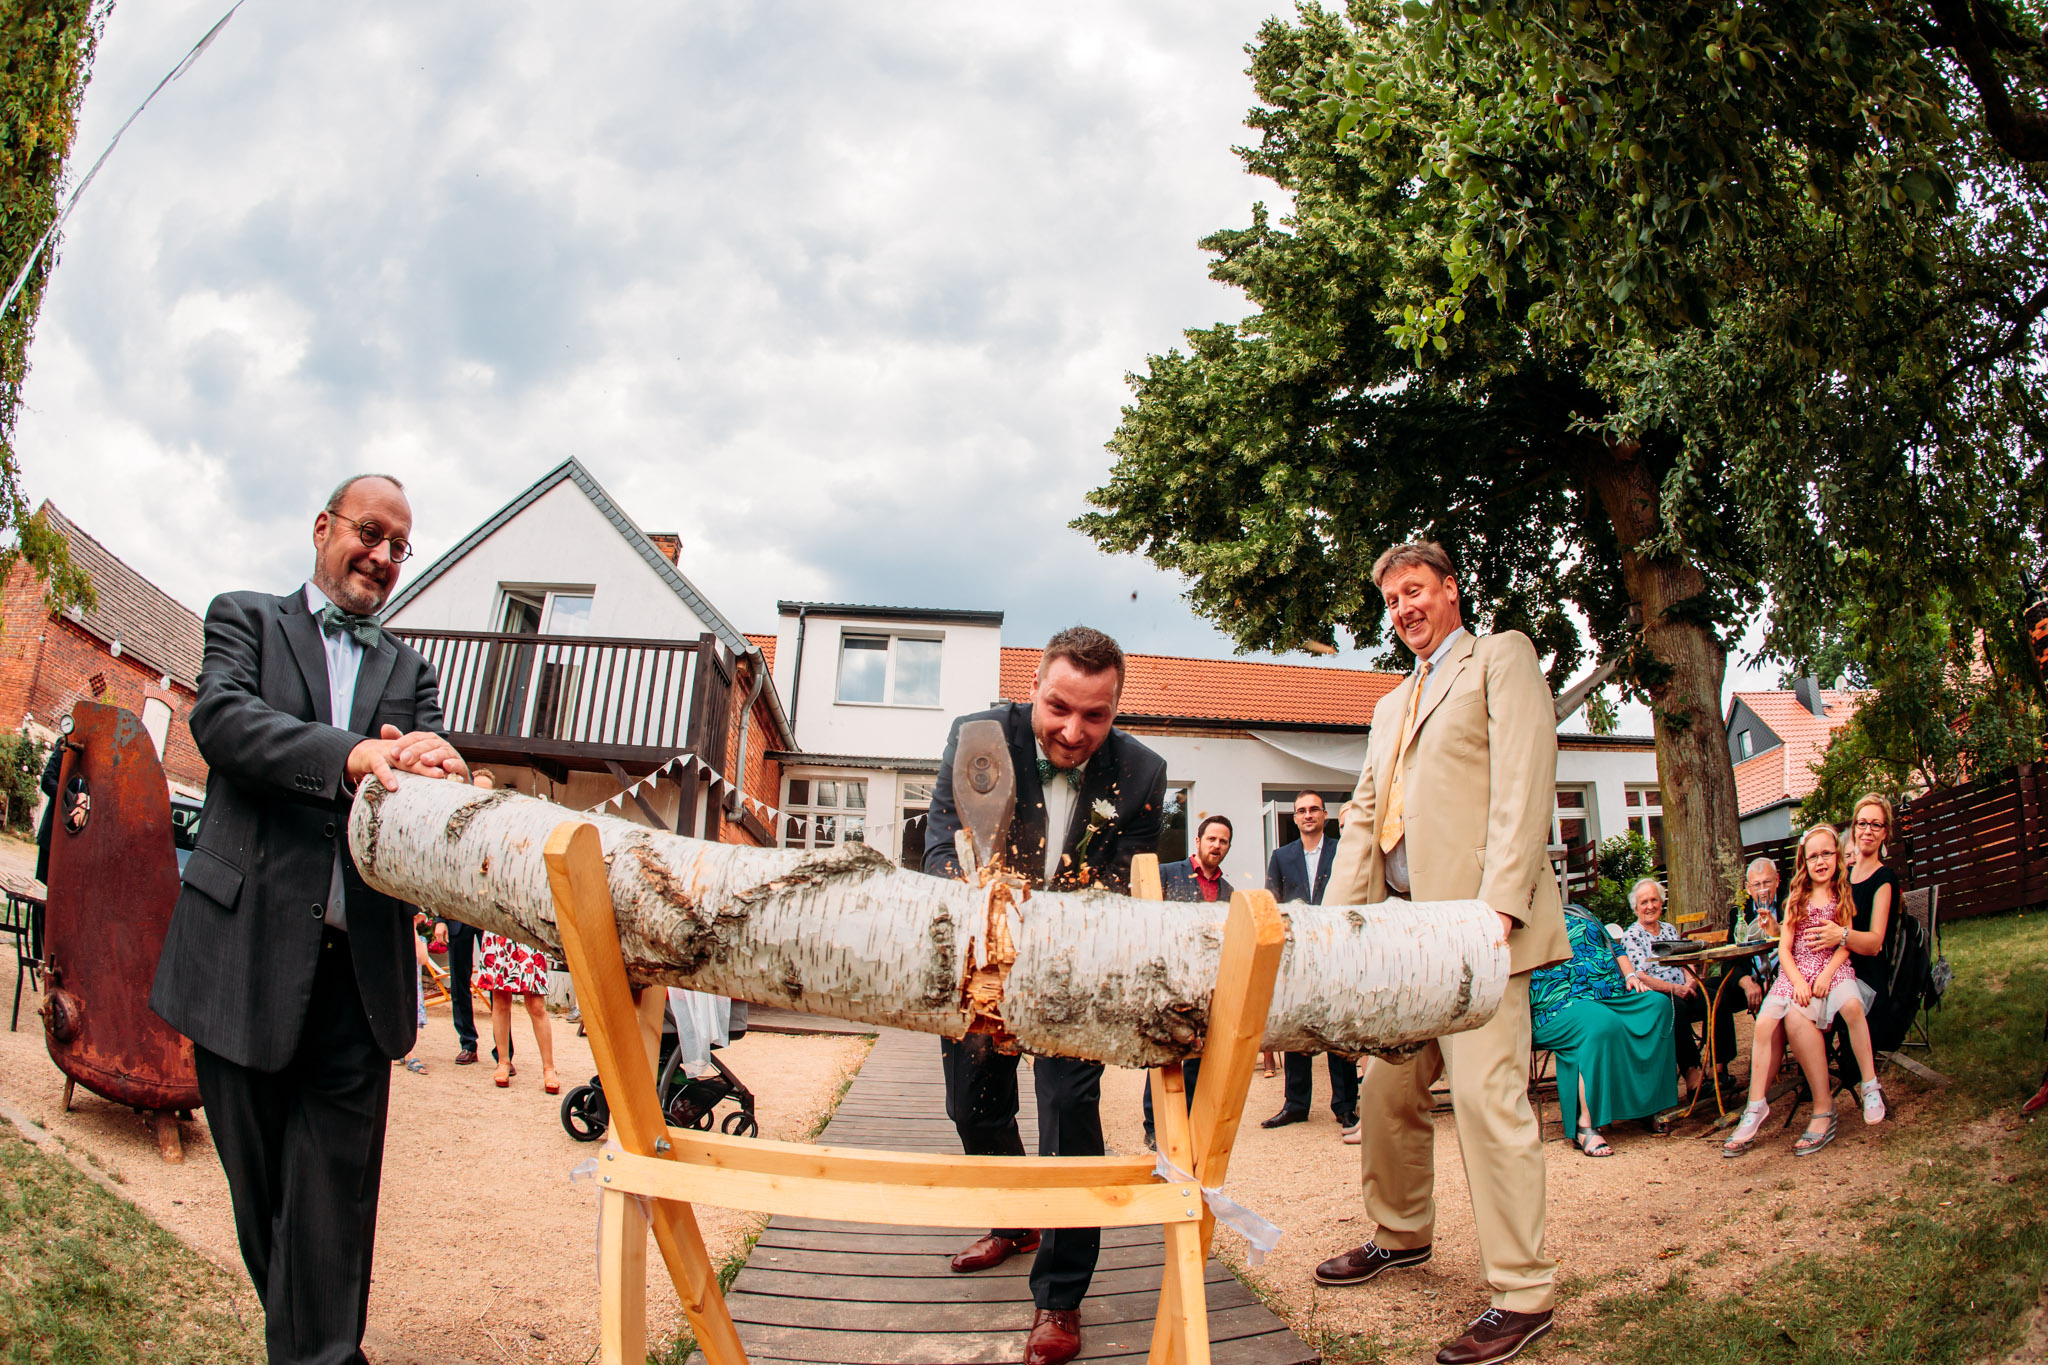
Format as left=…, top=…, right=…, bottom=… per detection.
left=0, top=0, right=104, bottom=610
left=1080, top=2, right=2047, bottom=925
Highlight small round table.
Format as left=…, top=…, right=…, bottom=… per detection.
left=1650, top=939, right=1769, bottom=1120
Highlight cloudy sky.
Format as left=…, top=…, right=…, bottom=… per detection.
left=16, top=1, right=1757, bottom=715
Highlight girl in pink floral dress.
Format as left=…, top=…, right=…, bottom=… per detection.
left=473, top=931, right=559, bottom=1093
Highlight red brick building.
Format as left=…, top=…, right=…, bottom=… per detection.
left=0, top=503, right=207, bottom=794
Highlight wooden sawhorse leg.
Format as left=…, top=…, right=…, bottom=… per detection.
left=547, top=822, right=748, bottom=1365
left=1132, top=863, right=1288, bottom=1365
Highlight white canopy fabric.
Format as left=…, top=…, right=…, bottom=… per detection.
left=1249, top=729, right=1369, bottom=779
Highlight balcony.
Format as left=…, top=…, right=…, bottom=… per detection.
left=391, top=627, right=733, bottom=784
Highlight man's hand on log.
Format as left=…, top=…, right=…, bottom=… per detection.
left=347, top=725, right=473, bottom=790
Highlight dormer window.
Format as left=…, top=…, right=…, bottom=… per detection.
left=837, top=632, right=942, bottom=707
left=1736, top=728, right=1752, bottom=759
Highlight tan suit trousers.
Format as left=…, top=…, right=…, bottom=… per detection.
left=1358, top=972, right=1556, bottom=1312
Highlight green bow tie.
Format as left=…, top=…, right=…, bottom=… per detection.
left=1036, top=757, right=1080, bottom=790
left=318, top=603, right=381, bottom=649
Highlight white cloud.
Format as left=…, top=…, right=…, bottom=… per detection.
left=16, top=1, right=1352, bottom=666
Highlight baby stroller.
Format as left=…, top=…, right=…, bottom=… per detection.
left=561, top=997, right=757, bottom=1141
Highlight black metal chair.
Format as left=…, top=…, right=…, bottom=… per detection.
left=0, top=881, right=45, bottom=1031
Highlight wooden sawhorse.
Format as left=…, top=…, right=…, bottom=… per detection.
left=543, top=822, right=1284, bottom=1365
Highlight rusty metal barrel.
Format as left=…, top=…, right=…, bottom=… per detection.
left=41, top=700, right=201, bottom=1119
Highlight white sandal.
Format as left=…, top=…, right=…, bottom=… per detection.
left=1722, top=1100, right=1770, bottom=1157
left=1858, top=1078, right=1887, bottom=1125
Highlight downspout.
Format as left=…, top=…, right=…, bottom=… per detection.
left=787, top=605, right=810, bottom=735
left=729, top=647, right=769, bottom=819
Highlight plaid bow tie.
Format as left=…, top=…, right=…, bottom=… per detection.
left=317, top=603, right=381, bottom=649
left=1036, top=757, right=1079, bottom=789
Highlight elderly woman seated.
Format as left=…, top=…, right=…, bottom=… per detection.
left=1617, top=877, right=1719, bottom=1099
left=1530, top=905, right=1680, bottom=1157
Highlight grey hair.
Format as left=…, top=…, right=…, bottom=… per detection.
left=1746, top=857, right=1780, bottom=878
left=1629, top=876, right=1665, bottom=909
left=325, top=473, right=406, bottom=513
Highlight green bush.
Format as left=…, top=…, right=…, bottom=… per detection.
left=0, top=733, right=48, bottom=833
left=1581, top=830, right=1657, bottom=926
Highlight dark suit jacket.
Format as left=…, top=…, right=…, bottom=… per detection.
left=1266, top=834, right=1339, bottom=906
left=924, top=702, right=1168, bottom=894
left=1160, top=858, right=1231, bottom=904
left=150, top=588, right=447, bottom=1070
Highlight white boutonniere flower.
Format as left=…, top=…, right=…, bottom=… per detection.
left=1073, top=797, right=1117, bottom=866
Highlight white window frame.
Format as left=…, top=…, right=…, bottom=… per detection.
left=834, top=630, right=945, bottom=709
left=779, top=771, right=871, bottom=850
left=1735, top=728, right=1753, bottom=760
left=1625, top=784, right=1665, bottom=851
left=1551, top=784, right=1595, bottom=849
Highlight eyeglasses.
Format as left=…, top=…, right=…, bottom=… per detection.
left=330, top=513, right=412, bottom=563
left=1852, top=819, right=1887, bottom=831
left=1295, top=807, right=1323, bottom=816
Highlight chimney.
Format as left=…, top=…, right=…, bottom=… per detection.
left=647, top=533, right=681, bottom=565
left=1792, top=675, right=1829, bottom=718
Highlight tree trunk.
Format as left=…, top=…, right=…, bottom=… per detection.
left=351, top=776, right=1510, bottom=1069
left=1587, top=446, right=1746, bottom=930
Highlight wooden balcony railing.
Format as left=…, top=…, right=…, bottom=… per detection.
left=393, top=628, right=731, bottom=775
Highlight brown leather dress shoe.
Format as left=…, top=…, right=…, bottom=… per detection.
left=949, top=1231, right=1041, bottom=1273
left=1024, top=1308, right=1081, bottom=1365
left=454, top=1049, right=479, bottom=1066
left=1314, top=1240, right=1431, bottom=1286
left=1435, top=1307, right=1553, bottom=1365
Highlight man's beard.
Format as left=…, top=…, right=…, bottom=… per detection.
left=315, top=562, right=387, bottom=615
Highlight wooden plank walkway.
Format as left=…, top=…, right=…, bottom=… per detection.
left=695, top=1029, right=1315, bottom=1364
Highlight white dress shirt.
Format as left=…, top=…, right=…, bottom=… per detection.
left=1035, top=740, right=1081, bottom=887
left=1384, top=625, right=1468, bottom=896
left=305, top=582, right=364, bottom=931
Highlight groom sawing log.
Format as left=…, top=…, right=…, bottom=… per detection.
left=351, top=776, right=1508, bottom=1066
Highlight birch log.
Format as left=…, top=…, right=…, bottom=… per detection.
left=351, top=776, right=1508, bottom=1068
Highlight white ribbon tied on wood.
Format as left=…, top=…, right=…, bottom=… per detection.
left=1151, top=1153, right=1283, bottom=1266
left=570, top=1138, right=652, bottom=1280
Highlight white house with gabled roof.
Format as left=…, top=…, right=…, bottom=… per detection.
left=379, top=458, right=791, bottom=844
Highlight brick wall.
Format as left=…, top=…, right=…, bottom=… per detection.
left=713, top=656, right=783, bottom=848
left=0, top=561, right=208, bottom=790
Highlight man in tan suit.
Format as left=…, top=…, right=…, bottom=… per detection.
left=1314, top=541, right=1570, bottom=1365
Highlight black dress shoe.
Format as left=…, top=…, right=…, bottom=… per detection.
left=1261, top=1108, right=1309, bottom=1129
left=1334, top=1110, right=1359, bottom=1128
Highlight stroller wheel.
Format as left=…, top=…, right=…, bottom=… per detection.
left=720, top=1111, right=758, bottom=1138
left=560, top=1085, right=609, bottom=1142
left=691, top=1106, right=718, bottom=1130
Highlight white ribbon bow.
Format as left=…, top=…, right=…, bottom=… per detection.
left=1152, top=1153, right=1284, bottom=1266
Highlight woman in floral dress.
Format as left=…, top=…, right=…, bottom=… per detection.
left=473, top=930, right=559, bottom=1093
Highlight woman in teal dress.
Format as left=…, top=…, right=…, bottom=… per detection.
left=1530, top=907, right=1679, bottom=1156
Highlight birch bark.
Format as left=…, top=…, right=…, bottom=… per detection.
left=352, top=776, right=1509, bottom=1068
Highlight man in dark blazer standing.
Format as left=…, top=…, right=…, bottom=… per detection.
left=1263, top=790, right=1359, bottom=1132
left=924, top=626, right=1169, bottom=1365
left=151, top=474, right=472, bottom=1365
left=1143, top=814, right=1235, bottom=1149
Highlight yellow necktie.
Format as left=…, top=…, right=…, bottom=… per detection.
left=1379, top=660, right=1431, bottom=854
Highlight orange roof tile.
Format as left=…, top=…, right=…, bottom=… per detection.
left=1728, top=688, right=1872, bottom=815
left=998, top=647, right=1402, bottom=727
left=745, top=633, right=776, bottom=671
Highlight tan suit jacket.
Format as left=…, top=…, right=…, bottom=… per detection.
left=1326, top=629, right=1569, bottom=976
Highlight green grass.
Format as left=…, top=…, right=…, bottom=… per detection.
left=1569, top=907, right=2048, bottom=1365
left=0, top=1129, right=262, bottom=1364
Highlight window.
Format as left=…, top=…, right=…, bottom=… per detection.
left=1551, top=787, right=1592, bottom=850
left=897, top=778, right=936, bottom=869
left=1625, top=785, right=1665, bottom=861
left=1158, top=786, right=1190, bottom=867
left=1735, top=728, right=1753, bottom=760
left=836, top=633, right=943, bottom=707
left=782, top=776, right=867, bottom=850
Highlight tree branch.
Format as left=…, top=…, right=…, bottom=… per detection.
left=1928, top=0, right=2048, bottom=161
